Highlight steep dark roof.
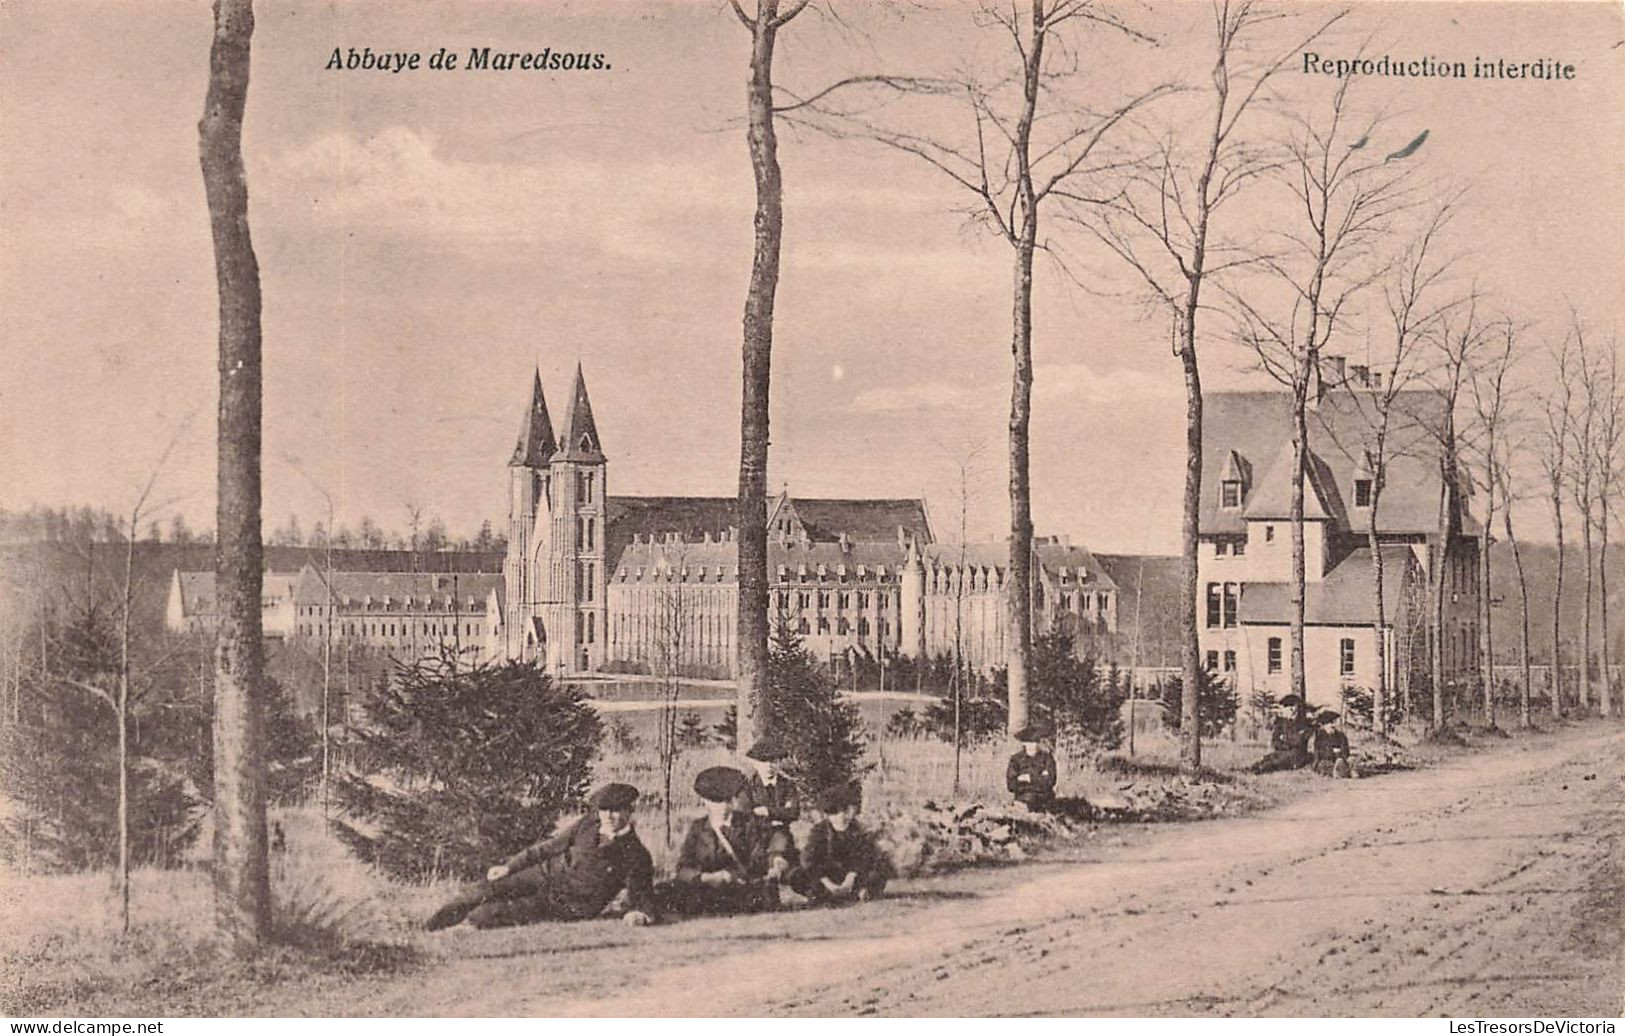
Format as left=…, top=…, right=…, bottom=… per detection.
left=1243, top=442, right=1339, bottom=521
left=555, top=364, right=606, bottom=463
left=290, top=568, right=502, bottom=612
left=1202, top=389, right=1460, bottom=537
left=605, top=495, right=934, bottom=574
left=1238, top=545, right=1420, bottom=626
left=509, top=370, right=558, bottom=468
left=788, top=498, right=932, bottom=545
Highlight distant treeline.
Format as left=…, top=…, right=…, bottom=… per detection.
left=0, top=503, right=508, bottom=554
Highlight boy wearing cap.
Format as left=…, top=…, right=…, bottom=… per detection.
left=1312, top=710, right=1352, bottom=777
left=741, top=739, right=801, bottom=880
left=1006, top=723, right=1058, bottom=812
left=659, top=765, right=776, bottom=916
left=424, top=782, right=658, bottom=930
left=1251, top=697, right=1315, bottom=773
left=789, top=782, right=891, bottom=905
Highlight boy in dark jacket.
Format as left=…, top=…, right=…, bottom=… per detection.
left=658, top=766, right=777, bottom=916
left=742, top=738, right=800, bottom=880
left=789, top=782, right=891, bottom=904
left=1006, top=722, right=1058, bottom=811
left=424, top=782, right=656, bottom=930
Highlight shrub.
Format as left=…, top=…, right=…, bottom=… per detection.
left=331, top=650, right=601, bottom=882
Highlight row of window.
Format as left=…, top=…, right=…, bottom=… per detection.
left=777, top=589, right=890, bottom=612
left=296, top=621, right=483, bottom=640
left=791, top=616, right=889, bottom=638
left=1251, top=636, right=1356, bottom=676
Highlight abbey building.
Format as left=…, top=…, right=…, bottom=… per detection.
left=498, top=368, right=1119, bottom=678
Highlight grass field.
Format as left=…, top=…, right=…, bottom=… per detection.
left=0, top=717, right=1467, bottom=1015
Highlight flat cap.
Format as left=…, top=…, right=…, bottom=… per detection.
left=1013, top=720, right=1053, bottom=742
left=817, top=781, right=861, bottom=813
left=587, top=782, right=639, bottom=811
left=1315, top=709, right=1342, bottom=725
left=694, top=766, right=748, bottom=803
left=745, top=738, right=789, bottom=762
left=1277, top=694, right=1304, bottom=709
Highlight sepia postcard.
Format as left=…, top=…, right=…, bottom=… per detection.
left=1, top=0, right=1622, bottom=1022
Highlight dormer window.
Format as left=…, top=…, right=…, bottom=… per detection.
left=1354, top=478, right=1373, bottom=508
left=1221, top=480, right=1242, bottom=508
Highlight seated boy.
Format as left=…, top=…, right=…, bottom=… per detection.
left=657, top=766, right=778, bottom=916
left=788, top=782, right=891, bottom=905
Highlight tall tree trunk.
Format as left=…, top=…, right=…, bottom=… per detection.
left=118, top=530, right=134, bottom=933
left=1599, top=504, right=1612, bottom=716
left=1480, top=470, right=1496, bottom=726
left=1368, top=490, right=1388, bottom=735
left=1431, top=474, right=1449, bottom=728
left=1290, top=388, right=1310, bottom=713
left=736, top=0, right=788, bottom=751
left=1551, top=485, right=1566, bottom=716
left=1177, top=329, right=1202, bottom=769
left=1003, top=9, right=1046, bottom=737
left=200, top=0, right=270, bottom=950
left=1580, top=504, right=1595, bottom=711
left=1500, top=471, right=1532, bottom=728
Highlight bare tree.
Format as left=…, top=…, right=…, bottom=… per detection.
left=779, top=0, right=1165, bottom=734
left=1224, top=76, right=1424, bottom=718
left=1415, top=291, right=1493, bottom=728
left=1534, top=331, right=1578, bottom=717
left=730, top=0, right=814, bottom=752
left=1495, top=441, right=1535, bottom=729
left=199, top=0, right=270, bottom=949
left=1575, top=317, right=1620, bottom=717
left=1083, top=0, right=1341, bottom=767
left=1464, top=315, right=1524, bottom=729
left=1314, top=203, right=1458, bottom=737
left=1595, top=337, right=1622, bottom=718
left=1565, top=314, right=1602, bottom=714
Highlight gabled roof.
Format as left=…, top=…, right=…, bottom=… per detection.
left=1202, top=389, right=1462, bottom=537
left=1243, top=442, right=1337, bottom=521
left=1218, top=449, right=1251, bottom=485
left=509, top=370, right=557, bottom=468
left=554, top=364, right=606, bottom=464
left=1238, top=545, right=1420, bottom=626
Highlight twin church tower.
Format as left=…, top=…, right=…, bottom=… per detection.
left=503, top=366, right=608, bottom=673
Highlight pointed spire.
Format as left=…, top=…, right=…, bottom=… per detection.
left=508, top=369, right=557, bottom=467
left=556, top=363, right=606, bottom=463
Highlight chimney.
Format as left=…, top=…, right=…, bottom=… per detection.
left=839, top=531, right=850, bottom=552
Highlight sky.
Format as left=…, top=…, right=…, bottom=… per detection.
left=1, top=0, right=1622, bottom=553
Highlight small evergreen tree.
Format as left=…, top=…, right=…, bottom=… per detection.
left=332, top=651, right=602, bottom=882
left=763, top=619, right=870, bottom=797
left=1159, top=668, right=1239, bottom=739
left=0, top=608, right=201, bottom=872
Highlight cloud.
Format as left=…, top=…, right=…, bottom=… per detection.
left=259, top=126, right=743, bottom=262
left=849, top=361, right=1179, bottom=415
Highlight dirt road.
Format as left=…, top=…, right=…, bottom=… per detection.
left=257, top=723, right=1624, bottom=1017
